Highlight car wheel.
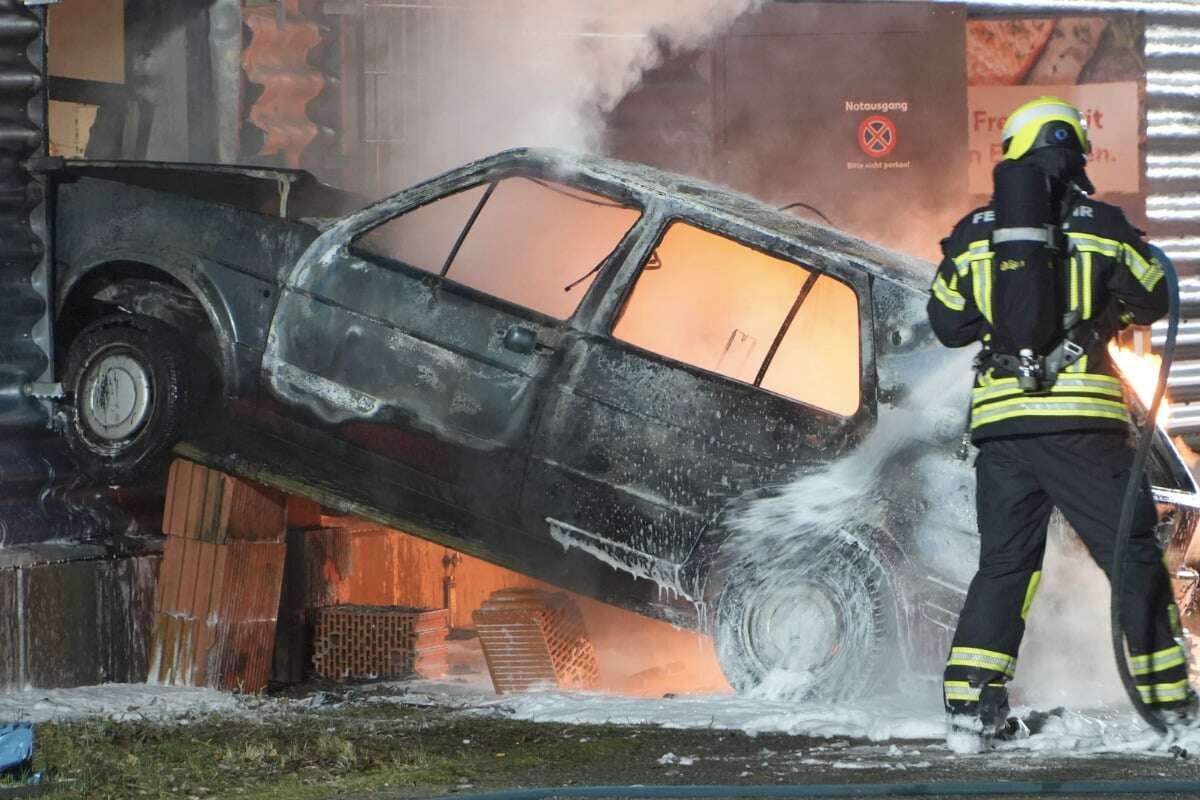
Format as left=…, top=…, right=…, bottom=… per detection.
left=63, top=314, right=194, bottom=485
left=711, top=532, right=898, bottom=700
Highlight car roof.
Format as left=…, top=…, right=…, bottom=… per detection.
left=462, top=147, right=933, bottom=294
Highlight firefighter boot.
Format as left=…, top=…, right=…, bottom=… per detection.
left=945, top=682, right=1010, bottom=754
left=1159, top=692, right=1200, bottom=754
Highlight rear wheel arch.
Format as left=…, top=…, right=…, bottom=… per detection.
left=57, top=258, right=238, bottom=398
left=685, top=488, right=913, bottom=599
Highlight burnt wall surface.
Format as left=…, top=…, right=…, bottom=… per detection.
left=608, top=2, right=968, bottom=264
left=0, top=2, right=48, bottom=431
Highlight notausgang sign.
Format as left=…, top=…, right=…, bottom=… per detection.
left=967, top=82, right=1140, bottom=195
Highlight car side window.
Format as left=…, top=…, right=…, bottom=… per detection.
left=354, top=184, right=489, bottom=274
left=612, top=221, right=860, bottom=416
left=446, top=177, right=642, bottom=320
left=758, top=273, right=860, bottom=416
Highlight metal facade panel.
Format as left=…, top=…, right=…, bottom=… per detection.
left=0, top=2, right=48, bottom=430
left=1142, top=16, right=1200, bottom=435
left=1146, top=20, right=1200, bottom=266
left=0, top=553, right=159, bottom=690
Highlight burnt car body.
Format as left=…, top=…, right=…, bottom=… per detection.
left=48, top=148, right=1200, bottom=696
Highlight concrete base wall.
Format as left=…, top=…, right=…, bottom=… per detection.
left=0, top=544, right=160, bottom=690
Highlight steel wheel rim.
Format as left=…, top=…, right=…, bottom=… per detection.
left=739, top=577, right=845, bottom=676
left=79, top=345, right=153, bottom=443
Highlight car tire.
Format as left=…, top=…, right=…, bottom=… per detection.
left=710, top=531, right=898, bottom=701
left=63, top=314, right=194, bottom=485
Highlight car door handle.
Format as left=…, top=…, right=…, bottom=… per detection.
left=502, top=326, right=536, bottom=354
left=502, top=325, right=555, bottom=356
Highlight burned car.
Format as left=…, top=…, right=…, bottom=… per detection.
left=49, top=148, right=1199, bottom=697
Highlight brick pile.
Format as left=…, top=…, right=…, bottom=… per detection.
left=473, top=588, right=599, bottom=694
left=312, top=605, right=449, bottom=680
left=273, top=524, right=483, bottom=683
left=272, top=524, right=385, bottom=683
left=150, top=459, right=287, bottom=692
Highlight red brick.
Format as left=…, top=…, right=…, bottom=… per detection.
left=186, top=460, right=209, bottom=540
left=162, top=460, right=182, bottom=536
left=150, top=537, right=286, bottom=693
left=154, top=535, right=184, bottom=613
left=173, top=537, right=201, bottom=617
left=413, top=647, right=448, bottom=679
left=207, top=619, right=279, bottom=692
left=221, top=478, right=287, bottom=543
left=162, top=459, right=287, bottom=544
left=220, top=542, right=287, bottom=622
left=200, top=541, right=223, bottom=617
left=312, top=605, right=449, bottom=680
left=473, top=589, right=598, bottom=694
left=151, top=612, right=199, bottom=686
left=287, top=496, right=324, bottom=529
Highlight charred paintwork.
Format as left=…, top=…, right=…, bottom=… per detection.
left=53, top=162, right=337, bottom=398
left=47, top=149, right=1200, bottom=635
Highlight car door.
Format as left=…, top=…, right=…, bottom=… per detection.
left=264, top=171, right=643, bottom=535
left=522, top=214, right=874, bottom=594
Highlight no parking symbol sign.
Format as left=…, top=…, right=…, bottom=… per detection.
left=858, top=114, right=897, bottom=159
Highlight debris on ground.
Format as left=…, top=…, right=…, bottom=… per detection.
left=0, top=723, right=32, bottom=776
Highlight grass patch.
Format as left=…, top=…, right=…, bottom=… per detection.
left=26, top=706, right=646, bottom=799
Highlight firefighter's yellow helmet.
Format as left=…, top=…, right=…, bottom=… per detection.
left=1001, top=96, right=1091, bottom=160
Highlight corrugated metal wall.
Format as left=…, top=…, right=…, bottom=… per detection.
left=0, top=2, right=49, bottom=432
left=1144, top=16, right=1200, bottom=437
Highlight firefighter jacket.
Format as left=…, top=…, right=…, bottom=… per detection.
left=927, top=195, right=1167, bottom=441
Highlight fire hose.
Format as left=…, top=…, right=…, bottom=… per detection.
left=1111, top=243, right=1181, bottom=736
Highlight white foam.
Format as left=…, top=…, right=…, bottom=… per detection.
left=0, top=684, right=244, bottom=724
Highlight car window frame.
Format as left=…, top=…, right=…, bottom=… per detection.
left=347, top=182, right=492, bottom=283
left=344, top=168, right=648, bottom=327
left=604, top=212, right=870, bottom=419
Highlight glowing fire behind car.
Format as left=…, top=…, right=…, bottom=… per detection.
left=1109, top=340, right=1171, bottom=424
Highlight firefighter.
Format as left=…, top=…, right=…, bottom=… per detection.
left=927, top=96, right=1196, bottom=752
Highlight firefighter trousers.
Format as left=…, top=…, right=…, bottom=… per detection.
left=943, top=430, right=1191, bottom=727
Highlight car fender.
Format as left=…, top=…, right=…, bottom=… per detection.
left=58, top=246, right=242, bottom=397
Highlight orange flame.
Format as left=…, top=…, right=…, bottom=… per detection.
left=1108, top=342, right=1171, bottom=424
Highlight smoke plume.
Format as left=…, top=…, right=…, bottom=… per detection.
left=370, top=0, right=764, bottom=190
